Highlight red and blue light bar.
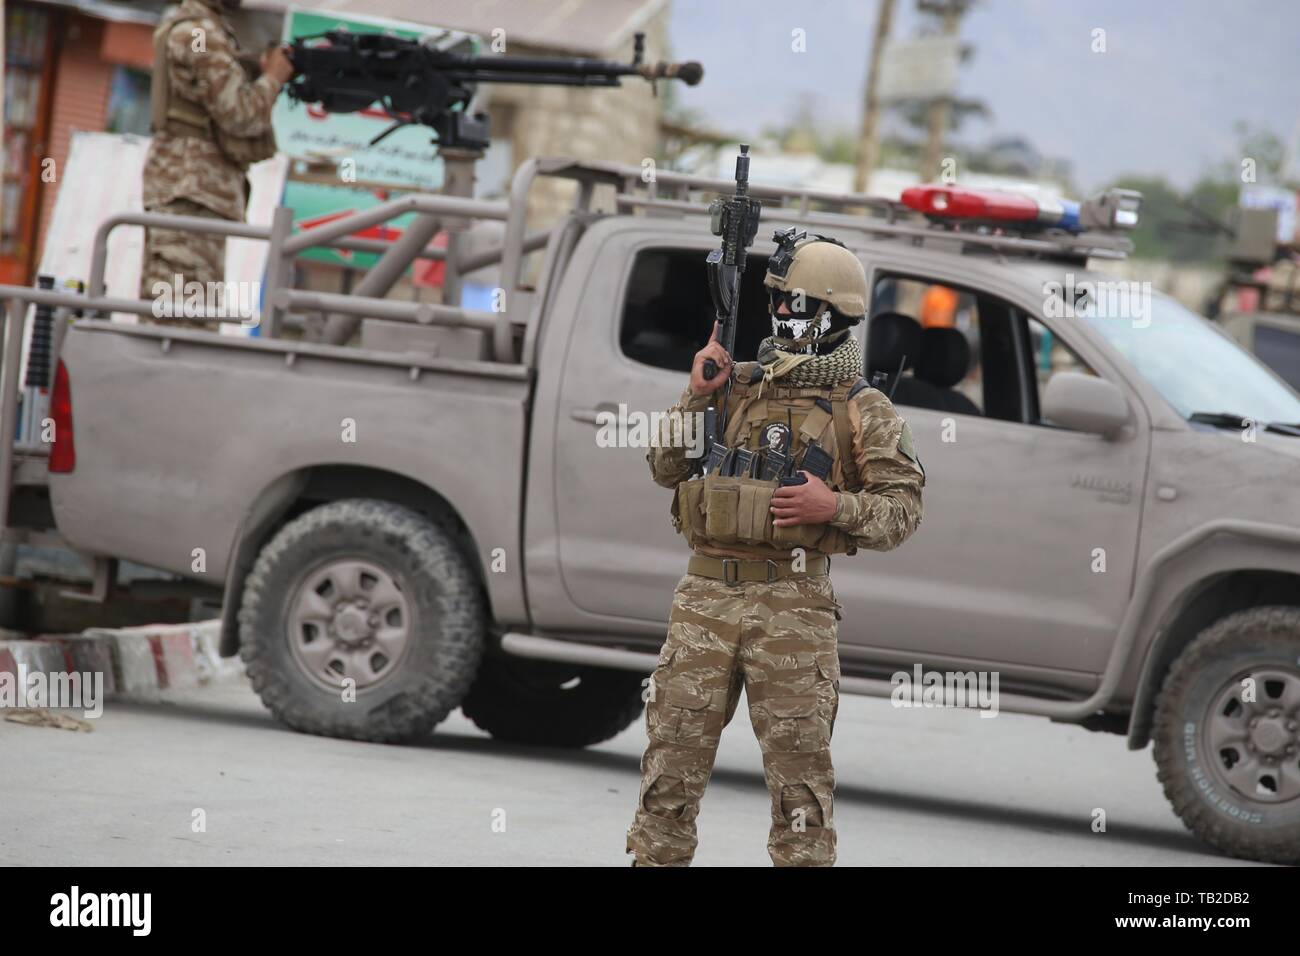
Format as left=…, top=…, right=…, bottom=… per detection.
left=900, top=185, right=1140, bottom=235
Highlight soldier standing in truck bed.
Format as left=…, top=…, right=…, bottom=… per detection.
left=140, top=0, right=292, bottom=325
left=626, top=231, right=925, bottom=866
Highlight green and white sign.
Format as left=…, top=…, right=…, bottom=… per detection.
left=273, top=7, right=480, bottom=268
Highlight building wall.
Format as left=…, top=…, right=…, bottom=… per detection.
left=485, top=7, right=669, bottom=230
left=38, top=16, right=113, bottom=257
left=37, top=14, right=154, bottom=261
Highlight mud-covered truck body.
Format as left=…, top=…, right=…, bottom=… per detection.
left=5, top=163, right=1300, bottom=863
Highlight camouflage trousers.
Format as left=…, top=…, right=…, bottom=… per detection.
left=140, top=198, right=229, bottom=330
left=626, top=570, right=842, bottom=866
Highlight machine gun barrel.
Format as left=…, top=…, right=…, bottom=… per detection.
left=432, top=51, right=703, bottom=86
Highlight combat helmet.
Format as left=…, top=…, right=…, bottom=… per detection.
left=763, top=229, right=867, bottom=354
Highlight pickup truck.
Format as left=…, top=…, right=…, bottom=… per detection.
left=6, top=162, right=1300, bottom=865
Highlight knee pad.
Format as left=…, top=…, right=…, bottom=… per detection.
left=643, top=773, right=688, bottom=820
left=780, top=782, right=826, bottom=830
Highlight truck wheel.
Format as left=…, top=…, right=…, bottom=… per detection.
left=461, top=655, right=646, bottom=748
left=1153, top=605, right=1300, bottom=864
left=239, top=499, right=484, bottom=743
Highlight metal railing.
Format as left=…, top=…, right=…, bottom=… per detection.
left=0, top=162, right=536, bottom=534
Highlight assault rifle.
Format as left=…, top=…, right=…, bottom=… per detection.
left=701, top=145, right=762, bottom=474
left=286, top=30, right=703, bottom=151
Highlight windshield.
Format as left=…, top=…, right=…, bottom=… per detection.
left=1081, top=292, right=1300, bottom=425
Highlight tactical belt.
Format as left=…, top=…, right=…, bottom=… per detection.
left=688, top=552, right=829, bottom=584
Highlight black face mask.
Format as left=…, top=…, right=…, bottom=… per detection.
left=769, top=295, right=830, bottom=352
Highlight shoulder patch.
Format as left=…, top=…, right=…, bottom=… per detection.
left=897, top=421, right=915, bottom=460
left=897, top=420, right=925, bottom=481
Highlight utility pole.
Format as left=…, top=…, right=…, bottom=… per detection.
left=853, top=0, right=896, bottom=194
left=918, top=0, right=968, bottom=182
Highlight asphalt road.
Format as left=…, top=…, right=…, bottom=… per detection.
left=0, top=678, right=1264, bottom=866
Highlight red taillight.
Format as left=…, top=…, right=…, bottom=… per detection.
left=49, top=359, right=75, bottom=473
left=901, top=185, right=1040, bottom=222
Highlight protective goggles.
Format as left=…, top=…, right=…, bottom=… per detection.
left=767, top=288, right=820, bottom=318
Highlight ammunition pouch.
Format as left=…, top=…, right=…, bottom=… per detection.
left=669, top=372, right=869, bottom=557
left=673, top=471, right=853, bottom=555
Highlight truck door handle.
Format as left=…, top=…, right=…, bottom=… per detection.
left=570, top=404, right=619, bottom=426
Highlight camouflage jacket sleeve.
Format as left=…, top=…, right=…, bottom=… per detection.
left=171, top=18, right=282, bottom=137
left=827, top=389, right=925, bottom=551
left=647, top=384, right=713, bottom=489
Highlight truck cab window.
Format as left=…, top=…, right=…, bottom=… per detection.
left=867, top=274, right=1101, bottom=428
left=868, top=275, right=988, bottom=418
left=619, top=248, right=770, bottom=372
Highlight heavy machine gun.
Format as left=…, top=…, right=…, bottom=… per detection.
left=287, top=29, right=703, bottom=151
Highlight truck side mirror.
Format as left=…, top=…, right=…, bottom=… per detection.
left=1041, top=371, right=1130, bottom=437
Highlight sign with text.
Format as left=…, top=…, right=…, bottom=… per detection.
left=877, top=35, right=961, bottom=102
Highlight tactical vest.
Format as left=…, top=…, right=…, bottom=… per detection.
left=672, top=365, right=871, bottom=558
left=150, top=12, right=278, bottom=171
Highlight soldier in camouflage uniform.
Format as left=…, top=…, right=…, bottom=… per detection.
left=626, top=233, right=925, bottom=866
left=141, top=0, right=291, bottom=326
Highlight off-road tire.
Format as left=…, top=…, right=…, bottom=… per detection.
left=239, top=499, right=485, bottom=743
left=1153, top=605, right=1300, bottom=864
left=462, top=654, right=646, bottom=748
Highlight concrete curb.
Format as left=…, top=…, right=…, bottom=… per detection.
left=86, top=621, right=243, bottom=695
left=43, top=633, right=118, bottom=697
left=151, top=631, right=199, bottom=690
left=0, top=639, right=101, bottom=710
left=0, top=620, right=243, bottom=710
left=102, top=632, right=161, bottom=696
left=190, top=620, right=242, bottom=684
left=4, top=640, right=66, bottom=678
